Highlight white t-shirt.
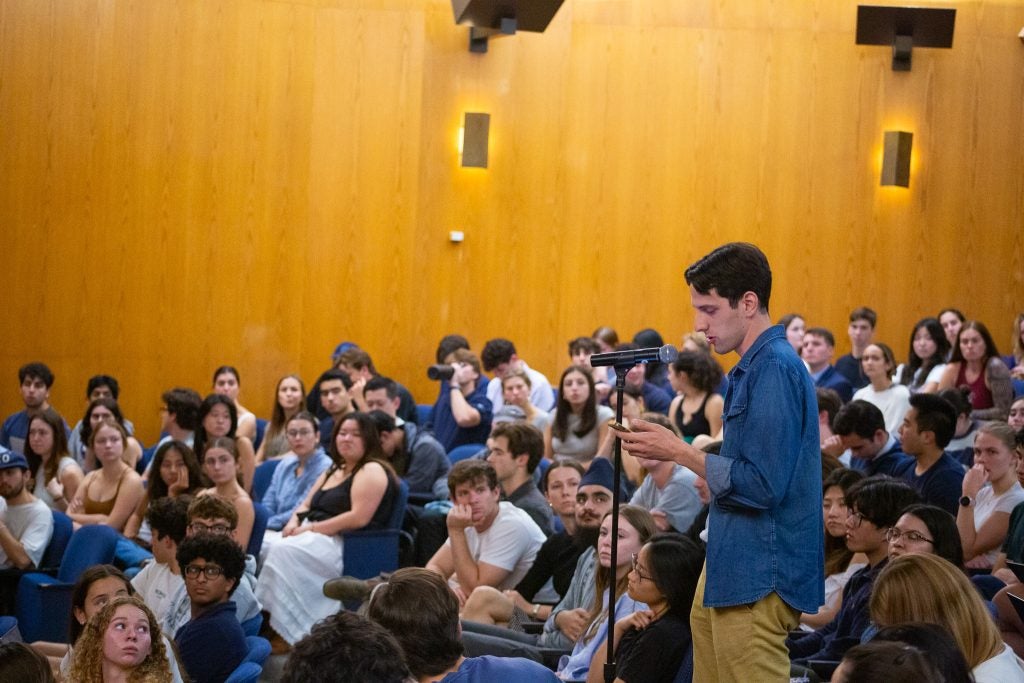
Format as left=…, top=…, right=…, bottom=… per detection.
left=33, top=457, right=79, bottom=510
left=446, top=501, right=546, bottom=590
left=0, top=498, right=53, bottom=568
left=485, top=362, right=556, bottom=413
left=894, top=363, right=946, bottom=391
left=852, top=384, right=911, bottom=435
left=971, top=482, right=1024, bottom=566
left=972, top=644, right=1024, bottom=683
left=132, top=561, right=184, bottom=623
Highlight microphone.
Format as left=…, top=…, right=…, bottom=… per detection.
left=590, top=345, right=679, bottom=368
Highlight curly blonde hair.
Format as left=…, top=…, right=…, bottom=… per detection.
left=66, top=595, right=171, bottom=683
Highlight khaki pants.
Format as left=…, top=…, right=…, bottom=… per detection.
left=690, top=565, right=798, bottom=683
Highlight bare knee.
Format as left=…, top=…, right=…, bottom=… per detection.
left=462, top=586, right=511, bottom=625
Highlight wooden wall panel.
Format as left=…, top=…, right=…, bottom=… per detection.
left=1, top=0, right=1021, bottom=442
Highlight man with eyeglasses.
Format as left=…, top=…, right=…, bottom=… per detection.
left=160, top=495, right=262, bottom=636
left=174, top=533, right=248, bottom=683
left=787, top=476, right=920, bottom=668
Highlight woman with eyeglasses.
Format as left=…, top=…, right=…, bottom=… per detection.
left=887, top=503, right=964, bottom=567
left=197, top=437, right=254, bottom=551
left=585, top=533, right=704, bottom=683
left=957, top=422, right=1024, bottom=571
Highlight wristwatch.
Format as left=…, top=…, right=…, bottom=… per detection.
left=959, top=495, right=973, bottom=508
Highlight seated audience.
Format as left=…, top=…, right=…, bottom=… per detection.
left=0, top=448, right=54, bottom=610
left=369, top=405, right=449, bottom=500
left=0, top=362, right=62, bottom=455
left=193, top=394, right=257, bottom=492
left=1005, top=313, right=1024, bottom=380
left=501, top=369, right=554, bottom=434
left=255, top=374, right=305, bottom=462
left=132, top=497, right=190, bottom=623
left=871, top=553, right=1024, bottom=682
left=940, top=308, right=968, bottom=356
left=429, top=349, right=493, bottom=451
left=314, top=368, right=355, bottom=452
left=282, top=611, right=413, bottom=683
left=586, top=533, right=704, bottom=683
left=666, top=351, right=724, bottom=443
left=596, top=388, right=646, bottom=488
left=852, top=342, right=911, bottom=435
left=779, top=313, right=806, bottom=354
left=888, top=503, right=964, bottom=567
left=835, top=306, right=877, bottom=390
left=260, top=411, right=332, bottom=540
left=335, top=346, right=420, bottom=425
left=939, top=320, right=1013, bottom=421
left=79, top=398, right=144, bottom=472
left=161, top=495, right=261, bottom=636
left=629, top=438, right=702, bottom=534
left=545, top=366, right=613, bottom=466
left=633, top=328, right=673, bottom=393
left=123, top=440, right=202, bottom=545
left=568, top=336, right=611, bottom=404
left=426, top=459, right=546, bottom=600
left=802, top=328, right=854, bottom=403
left=211, top=366, right=257, bottom=441
left=68, top=595, right=172, bottom=683
left=482, top=338, right=556, bottom=414
left=67, top=374, right=136, bottom=466
left=816, top=388, right=843, bottom=451
left=895, top=317, right=950, bottom=393
left=833, top=640, right=946, bottom=683
left=460, top=461, right=590, bottom=629
left=486, top=422, right=553, bottom=534
left=554, top=506, right=656, bottom=682
left=367, top=567, right=558, bottom=681
left=958, top=421, right=1024, bottom=570
left=830, top=399, right=912, bottom=477
left=787, top=476, right=920, bottom=664
left=942, top=387, right=982, bottom=467
left=174, top=533, right=247, bottom=683
left=868, top=623, right=974, bottom=683
left=197, top=437, right=254, bottom=550
left=619, top=344, right=673, bottom=415
left=257, top=412, right=399, bottom=646
left=895, top=393, right=965, bottom=515
left=67, top=421, right=144, bottom=533
left=0, top=642, right=55, bottom=683
left=24, top=408, right=83, bottom=512
left=800, top=468, right=865, bottom=631
left=1010, top=396, right=1024, bottom=433
left=149, top=388, right=203, bottom=462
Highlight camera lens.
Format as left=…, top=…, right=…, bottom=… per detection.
left=427, top=365, right=455, bottom=381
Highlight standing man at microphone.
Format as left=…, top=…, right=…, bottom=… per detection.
left=620, top=242, right=823, bottom=682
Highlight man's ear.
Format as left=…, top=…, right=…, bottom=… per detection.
left=740, top=291, right=760, bottom=317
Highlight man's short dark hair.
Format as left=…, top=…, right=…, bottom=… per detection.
left=282, top=612, right=411, bottom=683
left=435, top=334, right=470, bottom=364
left=568, top=336, right=601, bottom=356
left=481, top=338, right=516, bottom=372
left=937, top=388, right=971, bottom=418
left=833, top=400, right=887, bottom=439
left=146, top=496, right=191, bottom=545
left=815, top=388, right=843, bottom=429
left=909, top=393, right=957, bottom=448
left=317, top=368, right=353, bottom=390
left=491, top=422, right=544, bottom=474
left=18, top=362, right=54, bottom=388
left=447, top=459, right=498, bottom=498
left=86, top=375, right=120, bottom=400
left=187, top=495, right=238, bottom=528
left=845, top=475, right=920, bottom=529
left=368, top=410, right=397, bottom=435
left=364, top=376, right=399, bottom=400
left=805, top=327, right=836, bottom=348
left=162, top=388, right=202, bottom=431
left=337, top=348, right=377, bottom=375
left=684, top=242, right=772, bottom=312
left=366, top=568, right=464, bottom=679
left=175, top=534, right=246, bottom=595
left=849, top=306, right=878, bottom=328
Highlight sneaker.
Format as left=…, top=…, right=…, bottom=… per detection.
left=322, top=576, right=372, bottom=601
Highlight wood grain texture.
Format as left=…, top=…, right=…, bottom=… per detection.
left=2, top=0, right=1021, bottom=442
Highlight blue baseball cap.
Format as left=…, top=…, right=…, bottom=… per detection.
left=0, top=448, right=29, bottom=471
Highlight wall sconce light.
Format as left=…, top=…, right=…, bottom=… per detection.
left=881, top=130, right=913, bottom=187
left=460, top=112, right=490, bottom=168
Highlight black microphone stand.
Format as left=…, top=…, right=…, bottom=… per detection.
left=604, top=363, right=632, bottom=683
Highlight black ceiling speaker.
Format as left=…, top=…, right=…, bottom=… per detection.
left=451, top=0, right=565, bottom=53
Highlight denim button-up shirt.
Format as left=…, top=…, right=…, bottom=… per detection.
left=703, top=325, right=824, bottom=613
left=263, top=449, right=333, bottom=530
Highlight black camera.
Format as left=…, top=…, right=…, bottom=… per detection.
left=427, top=364, right=455, bottom=381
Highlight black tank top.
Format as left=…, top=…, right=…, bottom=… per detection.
left=675, top=393, right=712, bottom=440
left=307, top=466, right=397, bottom=529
